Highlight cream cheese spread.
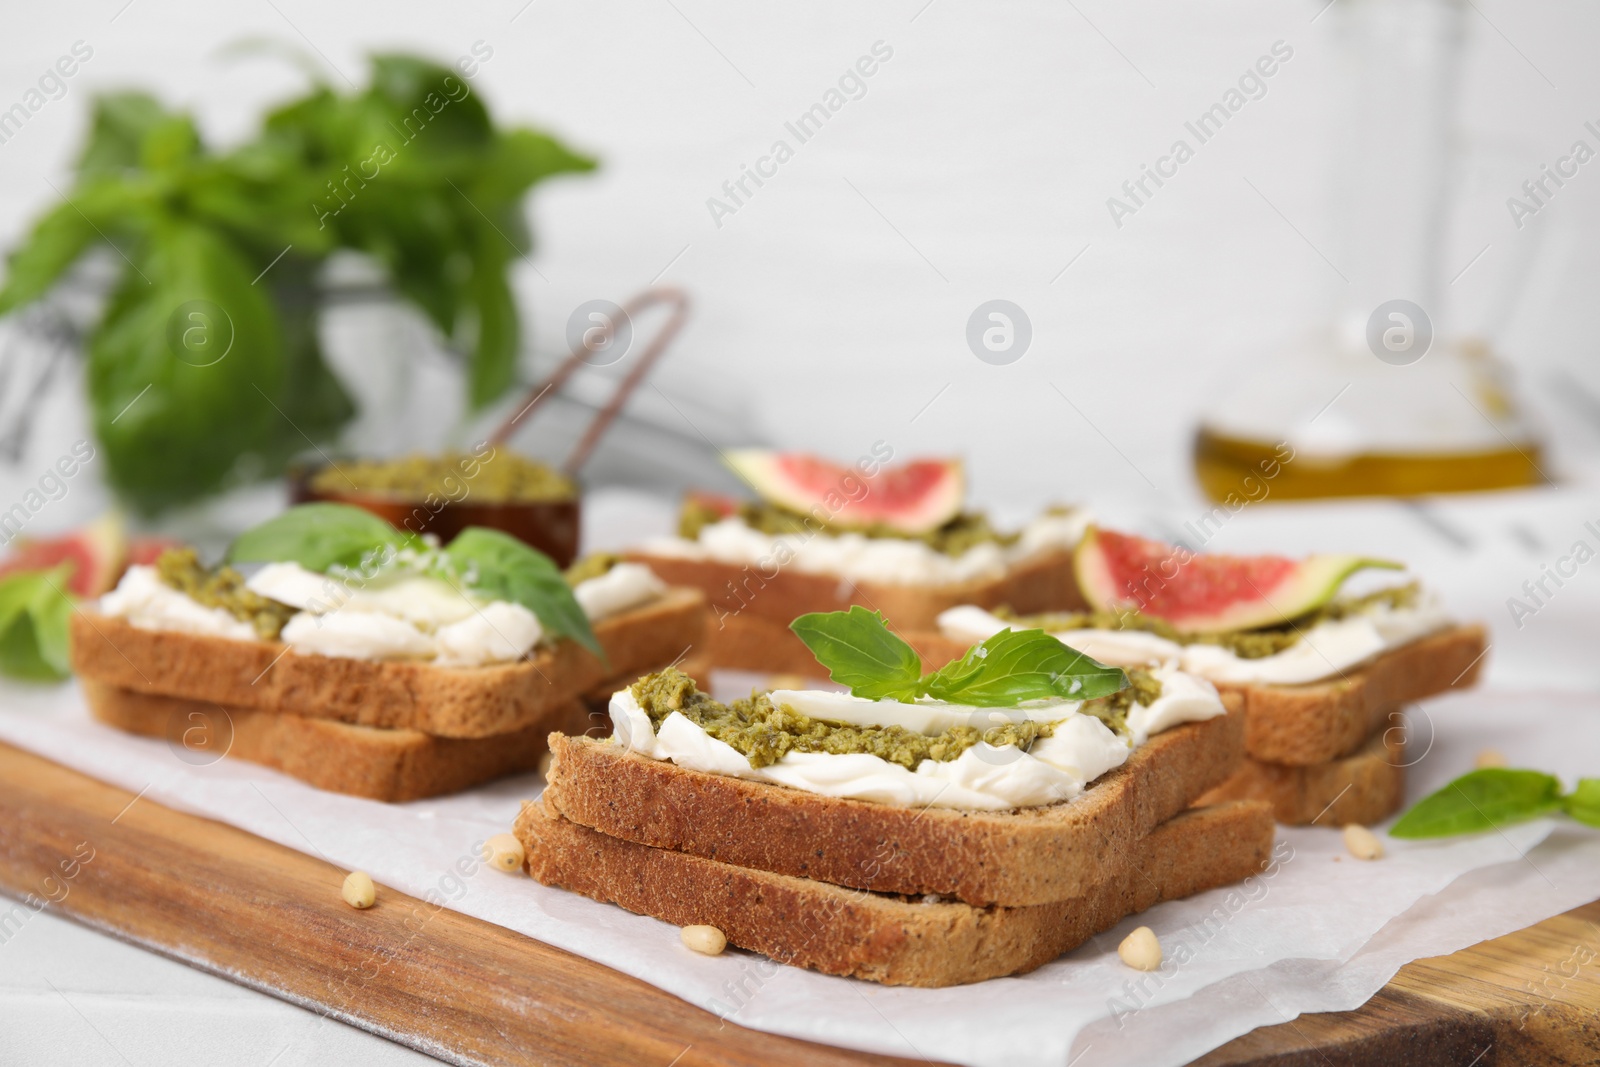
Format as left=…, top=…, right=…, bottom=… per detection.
left=936, top=597, right=1451, bottom=686
left=607, top=662, right=1225, bottom=810
left=639, top=510, right=1088, bottom=587
left=98, top=566, right=259, bottom=642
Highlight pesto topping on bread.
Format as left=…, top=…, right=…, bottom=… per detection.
left=563, top=552, right=623, bottom=586
left=627, top=666, right=1158, bottom=770
left=999, top=583, right=1422, bottom=659
left=677, top=498, right=1019, bottom=557
left=156, top=548, right=296, bottom=640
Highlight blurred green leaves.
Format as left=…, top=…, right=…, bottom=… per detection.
left=0, top=55, right=596, bottom=514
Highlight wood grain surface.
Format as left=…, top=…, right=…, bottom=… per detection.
left=0, top=741, right=1595, bottom=1067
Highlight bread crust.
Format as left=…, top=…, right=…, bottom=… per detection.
left=69, top=588, right=706, bottom=739
left=909, top=624, right=1487, bottom=766
left=631, top=547, right=1083, bottom=673
left=84, top=681, right=583, bottom=802
left=516, top=799, right=1275, bottom=987
left=542, top=700, right=1244, bottom=908
left=1195, top=720, right=1406, bottom=825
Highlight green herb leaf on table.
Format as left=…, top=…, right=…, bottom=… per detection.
left=1389, top=769, right=1566, bottom=839
left=227, top=503, right=413, bottom=573
left=922, top=629, right=1128, bottom=705
left=1565, top=778, right=1600, bottom=829
left=788, top=608, right=1130, bottom=707
left=789, top=607, right=923, bottom=700
left=0, top=566, right=76, bottom=681
left=444, top=527, right=601, bottom=659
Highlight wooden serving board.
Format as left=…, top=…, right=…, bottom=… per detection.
left=0, top=740, right=1595, bottom=1067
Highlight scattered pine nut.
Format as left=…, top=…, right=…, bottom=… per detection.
left=1342, top=824, right=1384, bottom=860
left=1474, top=748, right=1507, bottom=769
left=766, top=674, right=806, bottom=691
left=681, top=924, right=727, bottom=955
left=342, top=871, right=377, bottom=909
left=483, top=833, right=526, bottom=873
left=1118, top=926, right=1162, bottom=971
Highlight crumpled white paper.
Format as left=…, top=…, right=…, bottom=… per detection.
left=0, top=679, right=1595, bottom=1067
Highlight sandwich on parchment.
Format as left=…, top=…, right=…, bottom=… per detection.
left=628, top=448, right=1089, bottom=676
left=517, top=605, right=1275, bottom=986
left=918, top=527, right=1487, bottom=825
left=70, top=504, right=706, bottom=801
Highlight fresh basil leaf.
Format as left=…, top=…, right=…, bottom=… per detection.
left=89, top=219, right=288, bottom=513
left=76, top=92, right=176, bottom=177
left=0, top=566, right=75, bottom=681
left=789, top=607, right=923, bottom=701
left=1564, top=778, right=1600, bottom=830
left=921, top=629, right=1128, bottom=706
left=1390, top=769, right=1565, bottom=839
left=464, top=241, right=518, bottom=409
left=445, top=527, right=600, bottom=658
left=228, top=503, right=410, bottom=572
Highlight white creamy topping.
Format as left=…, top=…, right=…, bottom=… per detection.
left=573, top=562, right=668, bottom=621
left=248, top=563, right=486, bottom=629
left=100, top=558, right=668, bottom=668
left=99, top=566, right=259, bottom=642
left=434, top=600, right=544, bottom=667
left=607, top=663, right=1225, bottom=811
left=280, top=610, right=437, bottom=661
left=639, top=509, right=1089, bottom=588
left=935, top=597, right=1451, bottom=686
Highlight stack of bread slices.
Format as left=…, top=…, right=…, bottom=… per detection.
left=517, top=671, right=1274, bottom=987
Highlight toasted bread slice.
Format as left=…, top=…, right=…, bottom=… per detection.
left=1218, top=625, right=1486, bottom=765
left=83, top=681, right=582, bottom=802
left=632, top=547, right=1081, bottom=673
left=541, top=701, right=1244, bottom=908
left=516, top=798, right=1275, bottom=987
left=908, top=624, right=1486, bottom=766
left=68, top=588, right=706, bottom=739
left=1195, top=719, right=1406, bottom=826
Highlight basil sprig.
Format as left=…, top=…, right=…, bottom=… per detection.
left=0, top=565, right=75, bottom=681
left=228, top=503, right=417, bottom=572
left=789, top=606, right=1127, bottom=707
left=1390, top=768, right=1600, bottom=839
left=443, top=528, right=600, bottom=658
left=226, top=504, right=600, bottom=658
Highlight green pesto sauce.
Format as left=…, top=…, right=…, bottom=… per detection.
left=628, top=666, right=1159, bottom=771
left=677, top=499, right=1020, bottom=557
left=155, top=548, right=297, bottom=641
left=563, top=552, right=622, bottom=586
left=998, top=583, right=1421, bottom=660
left=311, top=451, right=576, bottom=503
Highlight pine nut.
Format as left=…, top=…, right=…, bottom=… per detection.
left=1117, top=926, right=1162, bottom=971
left=483, top=833, right=526, bottom=873
left=1343, top=823, right=1384, bottom=860
left=1474, top=748, right=1507, bottom=769
left=342, top=870, right=376, bottom=909
left=681, top=924, right=727, bottom=955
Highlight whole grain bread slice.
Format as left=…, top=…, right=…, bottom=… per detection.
left=632, top=547, right=1082, bottom=673
left=68, top=587, right=706, bottom=739
left=542, top=700, right=1244, bottom=908
left=908, top=624, right=1487, bottom=766
left=515, top=798, right=1275, bottom=987
left=84, top=681, right=584, bottom=801
left=1195, top=717, right=1407, bottom=826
